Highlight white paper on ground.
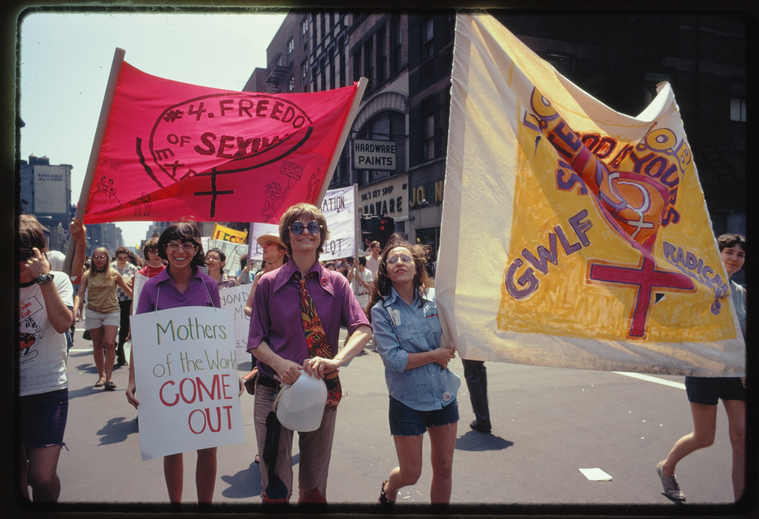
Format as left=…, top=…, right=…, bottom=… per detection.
left=579, top=468, right=612, bottom=481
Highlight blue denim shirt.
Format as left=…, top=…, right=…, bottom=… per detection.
left=371, top=287, right=460, bottom=411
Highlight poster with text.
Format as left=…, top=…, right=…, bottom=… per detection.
left=130, top=306, right=245, bottom=460
left=218, top=284, right=253, bottom=368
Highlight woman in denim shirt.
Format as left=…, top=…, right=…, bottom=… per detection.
left=368, top=234, right=460, bottom=508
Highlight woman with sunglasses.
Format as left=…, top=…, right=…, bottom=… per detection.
left=126, top=221, right=235, bottom=506
left=17, top=215, right=75, bottom=502
left=73, top=246, right=132, bottom=390
left=247, top=203, right=372, bottom=504
left=367, top=234, right=460, bottom=509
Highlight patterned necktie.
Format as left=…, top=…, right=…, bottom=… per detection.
left=295, top=271, right=342, bottom=410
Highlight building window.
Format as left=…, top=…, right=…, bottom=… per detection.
left=421, top=96, right=435, bottom=161
left=730, top=98, right=747, bottom=122
left=364, top=40, right=374, bottom=87
left=301, top=60, right=308, bottom=82
left=422, top=16, right=434, bottom=61
left=301, top=17, right=309, bottom=49
left=377, top=28, right=387, bottom=84
left=392, top=17, right=402, bottom=74
left=287, top=38, right=294, bottom=65
left=339, top=47, right=346, bottom=88
left=445, top=12, right=456, bottom=44
left=353, top=50, right=362, bottom=83
left=289, top=76, right=295, bottom=92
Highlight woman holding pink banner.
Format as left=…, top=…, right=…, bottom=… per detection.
left=126, top=221, right=235, bottom=506
left=657, top=233, right=746, bottom=502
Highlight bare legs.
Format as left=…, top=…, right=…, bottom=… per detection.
left=661, top=399, right=745, bottom=501
left=89, top=325, right=118, bottom=384
left=383, top=422, right=458, bottom=504
left=163, top=447, right=217, bottom=504
left=19, top=445, right=63, bottom=502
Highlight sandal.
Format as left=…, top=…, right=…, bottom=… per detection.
left=378, top=480, right=395, bottom=509
left=94, top=378, right=106, bottom=387
left=104, top=381, right=116, bottom=391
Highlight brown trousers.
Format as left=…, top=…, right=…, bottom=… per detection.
left=254, top=383, right=337, bottom=503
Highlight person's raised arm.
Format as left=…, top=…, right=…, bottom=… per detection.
left=69, top=218, right=87, bottom=283
left=72, top=271, right=89, bottom=324
left=115, top=272, right=133, bottom=299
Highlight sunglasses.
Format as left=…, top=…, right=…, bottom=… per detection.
left=18, top=249, right=34, bottom=261
left=387, top=254, right=413, bottom=265
left=290, top=221, right=321, bottom=235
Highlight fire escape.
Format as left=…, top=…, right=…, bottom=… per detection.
left=266, top=53, right=292, bottom=93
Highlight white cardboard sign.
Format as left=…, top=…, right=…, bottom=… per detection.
left=130, top=306, right=246, bottom=460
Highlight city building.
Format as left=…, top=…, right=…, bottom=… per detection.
left=247, top=10, right=746, bottom=263
left=19, top=154, right=74, bottom=250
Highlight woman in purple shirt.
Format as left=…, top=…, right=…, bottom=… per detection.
left=248, top=203, right=373, bottom=504
left=125, top=222, right=223, bottom=506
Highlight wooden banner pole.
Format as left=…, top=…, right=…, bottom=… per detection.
left=62, top=47, right=125, bottom=275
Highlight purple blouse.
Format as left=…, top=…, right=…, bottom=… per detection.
left=136, top=267, right=220, bottom=314
left=247, top=259, right=371, bottom=380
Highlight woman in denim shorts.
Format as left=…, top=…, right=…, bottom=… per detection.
left=657, top=234, right=746, bottom=502
left=368, top=234, right=460, bottom=508
left=17, top=215, right=75, bottom=502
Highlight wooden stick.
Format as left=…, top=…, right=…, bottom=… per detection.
left=314, top=77, right=368, bottom=207
left=62, top=48, right=125, bottom=275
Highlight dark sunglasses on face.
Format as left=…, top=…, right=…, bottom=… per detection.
left=290, top=221, right=321, bottom=235
left=18, top=249, right=34, bottom=261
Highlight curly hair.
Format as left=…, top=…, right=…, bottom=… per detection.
left=366, top=233, right=432, bottom=320
left=206, top=247, right=227, bottom=275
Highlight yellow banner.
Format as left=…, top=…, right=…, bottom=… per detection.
left=211, top=223, right=248, bottom=244
left=436, top=13, right=744, bottom=376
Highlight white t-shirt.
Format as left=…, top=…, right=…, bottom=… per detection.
left=353, top=267, right=374, bottom=308
left=18, top=271, right=73, bottom=396
left=366, top=255, right=381, bottom=281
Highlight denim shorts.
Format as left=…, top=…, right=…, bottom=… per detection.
left=685, top=376, right=745, bottom=405
left=85, top=309, right=120, bottom=329
left=388, top=396, right=459, bottom=436
left=19, top=389, right=68, bottom=449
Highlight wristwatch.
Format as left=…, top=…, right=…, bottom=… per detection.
left=35, top=274, right=54, bottom=285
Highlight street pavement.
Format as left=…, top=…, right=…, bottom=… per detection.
left=24, top=327, right=756, bottom=514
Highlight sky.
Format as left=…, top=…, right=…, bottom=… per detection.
left=18, top=9, right=288, bottom=247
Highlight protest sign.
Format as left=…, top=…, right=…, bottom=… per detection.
left=212, top=223, right=248, bottom=244
left=201, top=238, right=248, bottom=277
left=318, top=185, right=357, bottom=261
left=437, top=13, right=744, bottom=376
left=130, top=306, right=246, bottom=460
left=218, top=284, right=253, bottom=368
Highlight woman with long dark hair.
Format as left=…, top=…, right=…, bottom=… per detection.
left=367, top=234, right=460, bottom=509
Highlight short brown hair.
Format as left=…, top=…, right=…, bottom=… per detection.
left=279, top=203, right=330, bottom=260
left=17, top=214, right=47, bottom=251
left=115, top=246, right=130, bottom=257
left=717, top=233, right=745, bottom=252
left=157, top=221, right=206, bottom=268
left=142, top=237, right=159, bottom=259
